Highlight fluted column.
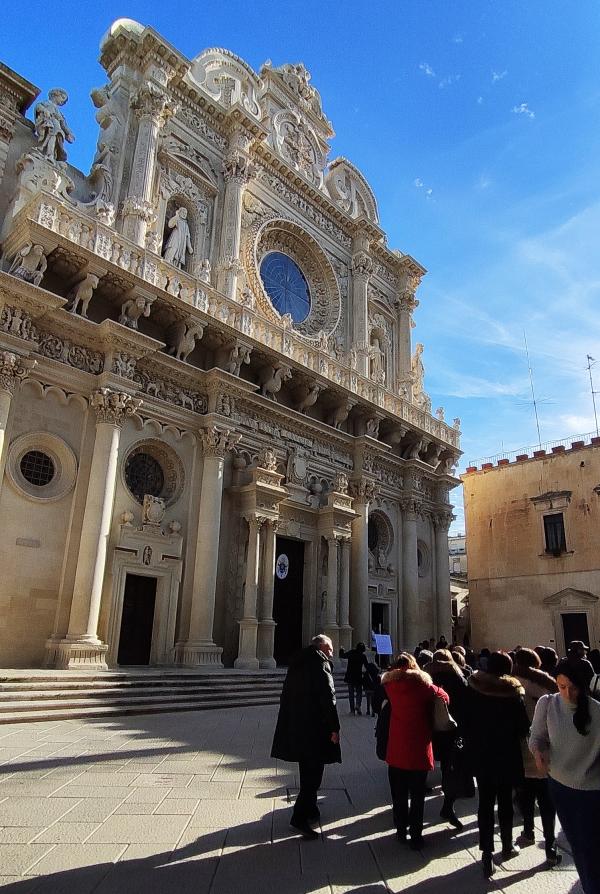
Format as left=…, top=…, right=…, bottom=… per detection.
left=351, top=231, right=373, bottom=377
left=177, top=427, right=241, bottom=666
left=349, top=479, right=377, bottom=645
left=324, top=536, right=340, bottom=652
left=216, top=127, right=255, bottom=298
left=47, top=389, right=141, bottom=668
left=338, top=538, right=352, bottom=651
left=235, top=514, right=264, bottom=669
left=122, top=83, right=176, bottom=246
left=401, top=497, right=420, bottom=651
left=434, top=510, right=454, bottom=644
left=257, top=518, right=278, bottom=668
left=0, top=351, right=35, bottom=489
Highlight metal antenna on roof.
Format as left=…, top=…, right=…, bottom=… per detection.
left=586, top=354, right=599, bottom=437
left=523, top=331, right=542, bottom=449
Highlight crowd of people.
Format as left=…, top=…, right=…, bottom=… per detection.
left=271, top=634, right=600, bottom=893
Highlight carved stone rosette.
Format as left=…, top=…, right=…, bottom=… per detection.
left=0, top=352, right=36, bottom=395
left=90, top=389, right=142, bottom=426
left=198, top=426, right=241, bottom=458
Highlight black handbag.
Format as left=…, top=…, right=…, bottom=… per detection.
left=375, top=699, right=391, bottom=760
left=443, top=737, right=475, bottom=800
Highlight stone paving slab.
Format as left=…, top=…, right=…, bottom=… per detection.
left=0, top=704, right=586, bottom=893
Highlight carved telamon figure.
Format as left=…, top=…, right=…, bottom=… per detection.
left=8, top=244, right=47, bottom=286
left=34, top=89, right=75, bottom=162
left=163, top=207, right=193, bottom=268
left=119, top=295, right=155, bottom=330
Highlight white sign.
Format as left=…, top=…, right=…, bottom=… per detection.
left=275, top=554, right=289, bottom=580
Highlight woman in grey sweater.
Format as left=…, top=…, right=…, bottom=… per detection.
left=529, top=659, right=600, bottom=894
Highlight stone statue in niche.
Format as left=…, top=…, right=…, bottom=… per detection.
left=163, top=207, right=193, bottom=268
left=119, top=294, right=155, bottom=329
left=67, top=273, right=100, bottom=318
left=34, top=89, right=75, bottom=162
left=8, top=243, right=47, bottom=286
left=370, top=337, right=386, bottom=385
left=165, top=319, right=204, bottom=362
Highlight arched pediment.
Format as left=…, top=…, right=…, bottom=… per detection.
left=189, top=48, right=262, bottom=119
left=543, top=587, right=599, bottom=605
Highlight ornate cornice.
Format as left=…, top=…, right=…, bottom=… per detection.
left=90, top=388, right=141, bottom=426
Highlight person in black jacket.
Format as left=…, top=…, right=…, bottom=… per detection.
left=425, top=649, right=470, bottom=829
left=465, top=651, right=530, bottom=878
left=271, top=635, right=341, bottom=839
left=339, top=643, right=368, bottom=714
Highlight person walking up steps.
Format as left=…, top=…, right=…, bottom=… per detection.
left=340, top=642, right=368, bottom=714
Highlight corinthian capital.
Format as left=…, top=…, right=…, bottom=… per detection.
left=348, top=477, right=378, bottom=503
left=400, top=496, right=423, bottom=519
left=131, top=83, right=177, bottom=127
left=90, top=388, right=142, bottom=426
left=199, top=426, right=241, bottom=457
left=433, top=509, right=454, bottom=531
left=0, top=351, right=36, bottom=395
left=223, top=150, right=256, bottom=185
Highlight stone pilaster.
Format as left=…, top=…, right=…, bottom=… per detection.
left=395, top=288, right=418, bottom=392
left=176, top=426, right=241, bottom=666
left=351, top=230, right=373, bottom=377
left=401, top=495, right=421, bottom=652
left=338, top=537, right=352, bottom=651
left=45, top=389, right=141, bottom=669
left=433, top=509, right=454, bottom=643
left=349, top=478, right=377, bottom=645
left=122, top=83, right=176, bottom=246
left=257, top=518, right=278, bottom=669
left=0, top=351, right=35, bottom=487
left=216, top=127, right=255, bottom=298
left=324, top=535, right=340, bottom=652
left=234, top=514, right=265, bottom=669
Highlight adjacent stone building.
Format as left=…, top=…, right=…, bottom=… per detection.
left=0, top=20, right=460, bottom=670
left=463, top=438, right=600, bottom=654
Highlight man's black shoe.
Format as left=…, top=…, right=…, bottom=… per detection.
left=290, top=819, right=319, bottom=840
left=482, top=853, right=495, bottom=878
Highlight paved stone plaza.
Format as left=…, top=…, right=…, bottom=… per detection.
left=0, top=705, right=583, bottom=893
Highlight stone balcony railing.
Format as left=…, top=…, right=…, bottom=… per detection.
left=5, top=190, right=460, bottom=451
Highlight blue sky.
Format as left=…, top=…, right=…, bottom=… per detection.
left=3, top=0, right=600, bottom=530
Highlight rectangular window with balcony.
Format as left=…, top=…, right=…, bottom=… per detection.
left=544, top=512, right=567, bottom=555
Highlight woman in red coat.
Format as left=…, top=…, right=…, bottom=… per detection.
left=382, top=652, right=449, bottom=849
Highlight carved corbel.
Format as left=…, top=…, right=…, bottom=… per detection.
left=165, top=316, right=204, bottom=362
left=294, top=380, right=322, bottom=414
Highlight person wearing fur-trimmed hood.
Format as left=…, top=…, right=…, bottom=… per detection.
left=465, top=651, right=530, bottom=878
left=382, top=652, right=449, bottom=850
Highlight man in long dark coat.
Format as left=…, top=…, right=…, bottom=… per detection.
left=271, top=634, right=341, bottom=839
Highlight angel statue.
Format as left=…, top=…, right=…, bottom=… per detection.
left=163, top=207, right=193, bottom=268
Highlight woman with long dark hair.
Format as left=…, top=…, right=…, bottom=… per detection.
left=529, top=659, right=600, bottom=893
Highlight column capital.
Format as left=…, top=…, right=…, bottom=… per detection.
left=198, top=426, right=241, bottom=457
left=90, top=388, right=141, bottom=426
left=395, top=289, right=419, bottom=315
left=432, top=509, right=454, bottom=532
left=243, top=512, right=269, bottom=529
left=131, top=82, right=177, bottom=127
left=0, top=351, right=36, bottom=395
left=351, top=250, right=373, bottom=279
left=223, top=150, right=256, bottom=185
left=348, top=477, right=378, bottom=503
left=400, top=496, right=423, bottom=519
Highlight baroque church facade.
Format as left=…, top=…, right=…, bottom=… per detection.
left=0, top=20, right=461, bottom=670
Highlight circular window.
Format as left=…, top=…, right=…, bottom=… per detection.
left=122, top=440, right=184, bottom=507
left=20, top=450, right=55, bottom=487
left=259, top=251, right=311, bottom=323
left=125, top=453, right=165, bottom=502
left=7, top=433, right=77, bottom=503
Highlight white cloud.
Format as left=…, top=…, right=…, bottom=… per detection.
left=426, top=188, right=433, bottom=198
left=477, top=173, right=491, bottom=190
left=415, top=178, right=433, bottom=197
left=439, top=74, right=461, bottom=89
left=452, top=34, right=464, bottom=44
left=477, top=96, right=484, bottom=105
left=512, top=102, right=535, bottom=119
left=419, top=62, right=435, bottom=77
left=414, top=178, right=424, bottom=188
left=492, top=70, right=508, bottom=82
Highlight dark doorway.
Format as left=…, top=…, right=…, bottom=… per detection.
left=273, top=537, right=304, bottom=665
left=371, top=601, right=389, bottom=635
left=117, top=574, right=157, bottom=665
left=561, top=612, right=590, bottom=651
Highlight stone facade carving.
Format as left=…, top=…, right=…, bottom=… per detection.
left=142, top=494, right=165, bottom=526
left=37, top=333, right=103, bottom=374
left=165, top=318, right=204, bottom=362
left=199, top=426, right=241, bottom=457
left=119, top=294, right=155, bottom=329
left=8, top=243, right=47, bottom=286
left=90, top=388, right=141, bottom=425
left=33, top=88, right=75, bottom=162
left=162, top=207, right=194, bottom=268
left=258, top=363, right=292, bottom=400
left=411, top=342, right=432, bottom=413
left=225, top=342, right=252, bottom=376
left=0, top=351, right=35, bottom=394
left=66, top=273, right=100, bottom=318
